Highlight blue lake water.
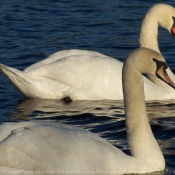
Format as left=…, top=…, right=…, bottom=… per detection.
left=0, top=0, right=175, bottom=174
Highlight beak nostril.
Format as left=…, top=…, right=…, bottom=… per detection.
left=163, top=68, right=167, bottom=76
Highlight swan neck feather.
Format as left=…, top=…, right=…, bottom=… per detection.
left=122, top=56, right=165, bottom=170
left=139, top=9, right=159, bottom=52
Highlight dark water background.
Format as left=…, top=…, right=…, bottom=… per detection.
left=0, top=0, right=175, bottom=174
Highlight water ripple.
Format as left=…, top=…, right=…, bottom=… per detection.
left=0, top=0, right=175, bottom=172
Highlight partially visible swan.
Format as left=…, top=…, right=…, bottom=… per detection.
left=1, top=4, right=175, bottom=101
left=0, top=48, right=174, bottom=174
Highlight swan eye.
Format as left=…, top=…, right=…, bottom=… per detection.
left=172, top=16, right=175, bottom=24
left=152, top=58, right=157, bottom=62
left=152, top=58, right=168, bottom=71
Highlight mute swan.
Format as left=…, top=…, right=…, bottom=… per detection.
left=0, top=48, right=174, bottom=174
left=1, top=4, right=175, bottom=101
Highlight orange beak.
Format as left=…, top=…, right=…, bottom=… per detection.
left=157, top=67, right=175, bottom=89
left=171, top=26, right=175, bottom=36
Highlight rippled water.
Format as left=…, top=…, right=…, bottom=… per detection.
left=0, top=0, right=175, bottom=174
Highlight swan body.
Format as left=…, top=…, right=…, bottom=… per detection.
left=0, top=48, right=174, bottom=174
left=1, top=4, right=175, bottom=101
left=0, top=121, right=156, bottom=175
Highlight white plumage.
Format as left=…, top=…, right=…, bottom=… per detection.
left=0, top=48, right=173, bottom=174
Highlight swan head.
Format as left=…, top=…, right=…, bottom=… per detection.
left=148, top=4, right=175, bottom=35
left=139, top=4, right=175, bottom=53
left=124, top=48, right=175, bottom=89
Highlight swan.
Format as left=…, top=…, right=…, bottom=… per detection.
left=0, top=48, right=174, bottom=174
left=1, top=3, right=175, bottom=101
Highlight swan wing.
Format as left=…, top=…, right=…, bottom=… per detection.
left=0, top=121, right=149, bottom=174
left=24, top=49, right=108, bottom=73
left=25, top=55, right=123, bottom=100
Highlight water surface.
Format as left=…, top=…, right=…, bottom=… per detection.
left=0, top=0, right=175, bottom=173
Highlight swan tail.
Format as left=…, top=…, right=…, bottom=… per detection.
left=0, top=63, right=70, bottom=99
left=0, top=63, right=35, bottom=97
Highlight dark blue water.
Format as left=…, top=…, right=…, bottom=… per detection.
left=0, top=0, right=175, bottom=173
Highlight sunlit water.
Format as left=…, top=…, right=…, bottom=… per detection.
left=0, top=0, right=175, bottom=174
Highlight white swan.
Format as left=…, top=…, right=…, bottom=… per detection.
left=1, top=4, right=175, bottom=101
left=0, top=48, right=174, bottom=174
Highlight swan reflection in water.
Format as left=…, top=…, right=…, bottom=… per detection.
left=10, top=98, right=175, bottom=121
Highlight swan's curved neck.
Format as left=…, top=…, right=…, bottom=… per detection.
left=122, top=62, right=165, bottom=170
left=139, top=11, right=160, bottom=53
left=139, top=7, right=175, bottom=87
